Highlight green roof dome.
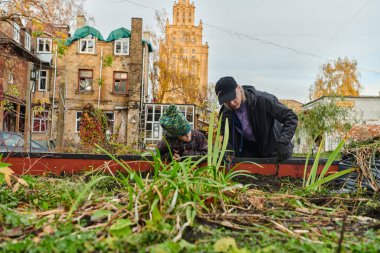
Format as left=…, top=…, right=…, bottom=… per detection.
left=106, top=27, right=131, bottom=42
left=66, top=26, right=105, bottom=45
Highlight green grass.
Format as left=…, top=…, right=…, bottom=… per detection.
left=1, top=113, right=378, bottom=252
left=1, top=174, right=379, bottom=252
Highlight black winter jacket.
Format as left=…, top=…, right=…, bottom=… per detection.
left=220, top=86, right=298, bottom=157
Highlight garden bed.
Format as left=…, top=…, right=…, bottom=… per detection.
left=1, top=174, right=379, bottom=252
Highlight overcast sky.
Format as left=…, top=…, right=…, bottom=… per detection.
left=84, top=0, right=380, bottom=103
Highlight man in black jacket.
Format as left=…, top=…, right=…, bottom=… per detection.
left=215, top=76, right=298, bottom=161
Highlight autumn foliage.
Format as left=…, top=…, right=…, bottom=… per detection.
left=348, top=125, right=380, bottom=142
left=309, top=57, right=362, bottom=100
left=79, top=103, right=108, bottom=149
left=0, top=0, right=84, bottom=24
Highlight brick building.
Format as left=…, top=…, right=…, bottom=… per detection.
left=0, top=17, right=67, bottom=149
left=279, top=99, right=303, bottom=114
left=53, top=16, right=151, bottom=149
left=1, top=14, right=152, bottom=150
left=159, top=0, right=209, bottom=103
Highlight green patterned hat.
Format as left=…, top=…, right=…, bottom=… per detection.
left=159, top=105, right=191, bottom=137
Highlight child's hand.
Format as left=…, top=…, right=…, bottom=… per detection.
left=173, top=153, right=181, bottom=161
left=173, top=149, right=181, bottom=161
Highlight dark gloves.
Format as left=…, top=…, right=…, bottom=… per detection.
left=276, top=143, right=289, bottom=162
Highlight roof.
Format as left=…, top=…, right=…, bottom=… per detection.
left=107, top=27, right=153, bottom=52
left=303, top=95, right=380, bottom=107
left=279, top=99, right=303, bottom=105
left=106, top=27, right=131, bottom=41
left=66, top=25, right=105, bottom=45
left=66, top=26, right=153, bottom=52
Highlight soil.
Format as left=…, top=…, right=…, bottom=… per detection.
left=233, top=174, right=303, bottom=192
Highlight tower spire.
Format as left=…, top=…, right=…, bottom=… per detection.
left=173, top=0, right=195, bottom=26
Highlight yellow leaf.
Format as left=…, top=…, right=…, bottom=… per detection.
left=0, top=167, right=14, bottom=176
left=12, top=182, right=20, bottom=192
left=17, top=178, right=29, bottom=187
left=214, top=237, right=237, bottom=252
left=0, top=167, right=14, bottom=187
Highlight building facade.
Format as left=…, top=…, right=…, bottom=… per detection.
left=1, top=14, right=152, bottom=151
left=295, top=96, right=380, bottom=153
left=0, top=17, right=67, bottom=149
left=53, top=16, right=151, bottom=150
left=159, top=0, right=209, bottom=104
left=279, top=99, right=303, bottom=114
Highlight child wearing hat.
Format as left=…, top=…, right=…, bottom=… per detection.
left=156, top=105, right=208, bottom=161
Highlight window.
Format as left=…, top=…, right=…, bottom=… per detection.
left=79, top=38, right=95, bottom=53
left=113, top=72, right=128, bottom=94
left=25, top=33, right=31, bottom=51
left=32, top=111, right=48, bottom=132
left=78, top=69, right=93, bottom=92
left=38, top=70, right=48, bottom=91
left=13, top=22, right=20, bottom=43
left=114, top=38, right=129, bottom=55
left=2, top=132, right=24, bottom=147
left=37, top=38, right=52, bottom=53
left=144, top=104, right=195, bottom=145
left=76, top=111, right=83, bottom=132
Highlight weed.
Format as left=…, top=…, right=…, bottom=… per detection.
left=303, top=138, right=355, bottom=191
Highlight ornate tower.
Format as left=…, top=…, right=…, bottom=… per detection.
left=159, top=0, right=209, bottom=104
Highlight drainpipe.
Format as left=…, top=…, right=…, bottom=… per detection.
left=51, top=45, right=58, bottom=139
left=98, top=47, right=103, bottom=109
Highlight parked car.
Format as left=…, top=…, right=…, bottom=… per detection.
left=0, top=131, right=48, bottom=153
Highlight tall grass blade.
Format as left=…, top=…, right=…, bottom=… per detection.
left=317, top=139, right=345, bottom=181
left=207, top=108, right=215, bottom=166
left=306, top=137, right=325, bottom=187
left=303, top=142, right=313, bottom=188
left=212, top=115, right=223, bottom=167
left=306, top=168, right=355, bottom=190
left=95, top=144, right=145, bottom=190
left=67, top=175, right=110, bottom=220
left=215, top=120, right=229, bottom=171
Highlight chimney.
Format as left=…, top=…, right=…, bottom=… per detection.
left=129, top=17, right=143, bottom=104
left=126, top=18, right=143, bottom=148
left=76, top=14, right=86, bottom=29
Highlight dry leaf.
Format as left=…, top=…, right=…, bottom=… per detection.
left=36, top=209, right=65, bottom=216
left=12, top=182, right=20, bottom=193
left=294, top=229, right=310, bottom=234
left=0, top=167, right=14, bottom=187
left=295, top=207, right=318, bottom=215
left=220, top=220, right=234, bottom=228
left=2, top=228, right=23, bottom=237
left=246, top=196, right=265, bottom=211
left=43, top=225, right=55, bottom=235
left=17, top=178, right=29, bottom=187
